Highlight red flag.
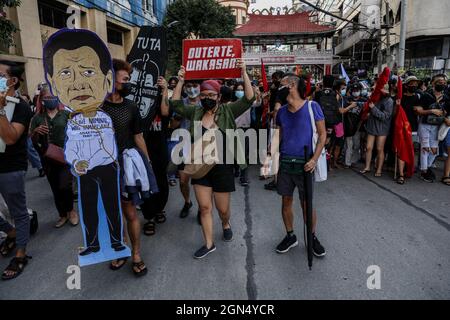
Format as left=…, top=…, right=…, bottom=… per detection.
left=361, top=67, right=391, bottom=121
left=397, top=76, right=403, bottom=100
left=306, top=74, right=312, bottom=97
left=261, top=59, right=269, bottom=93
left=393, top=76, right=414, bottom=177
left=393, top=106, right=415, bottom=177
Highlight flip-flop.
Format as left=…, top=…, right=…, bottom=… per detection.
left=110, top=257, right=128, bottom=271
left=374, top=172, right=382, bottom=177
left=442, top=177, right=450, bottom=186
left=359, top=169, right=371, bottom=175
left=132, top=261, right=148, bottom=277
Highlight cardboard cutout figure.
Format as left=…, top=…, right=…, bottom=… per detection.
left=43, top=29, right=130, bottom=266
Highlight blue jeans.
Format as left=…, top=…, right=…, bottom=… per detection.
left=27, top=137, right=42, bottom=170
left=0, top=171, right=29, bottom=249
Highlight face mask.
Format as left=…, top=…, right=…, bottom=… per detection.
left=341, top=89, right=347, bottom=96
left=201, top=98, right=217, bottom=111
left=118, top=82, right=132, bottom=97
left=435, top=84, right=446, bottom=92
left=278, top=86, right=289, bottom=102
left=235, top=90, right=244, bottom=99
left=407, top=86, right=417, bottom=93
left=352, top=91, right=361, bottom=98
left=42, top=97, right=59, bottom=110
left=186, top=87, right=200, bottom=99
left=361, top=89, right=368, bottom=97
left=0, top=77, right=9, bottom=93
left=168, top=84, right=176, bottom=90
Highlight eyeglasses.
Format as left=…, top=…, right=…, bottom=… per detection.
left=199, top=93, right=218, bottom=99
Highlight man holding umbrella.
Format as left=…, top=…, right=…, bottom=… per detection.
left=272, top=74, right=327, bottom=257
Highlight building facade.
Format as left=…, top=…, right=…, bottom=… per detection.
left=1, top=0, right=170, bottom=95
left=331, top=0, right=450, bottom=74
left=217, top=0, right=249, bottom=26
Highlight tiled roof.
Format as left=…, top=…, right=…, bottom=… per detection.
left=234, top=12, right=334, bottom=36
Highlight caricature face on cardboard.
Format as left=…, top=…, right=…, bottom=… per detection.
left=43, top=29, right=114, bottom=116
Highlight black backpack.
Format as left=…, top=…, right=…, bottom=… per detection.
left=319, top=89, right=340, bottom=126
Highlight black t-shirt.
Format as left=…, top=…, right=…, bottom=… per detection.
left=401, top=94, right=421, bottom=132
left=0, top=99, right=33, bottom=173
left=269, top=84, right=280, bottom=112
left=419, top=93, right=450, bottom=125
left=144, top=108, right=170, bottom=166
left=102, top=98, right=143, bottom=154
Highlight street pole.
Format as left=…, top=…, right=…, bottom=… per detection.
left=398, top=0, right=408, bottom=69
left=377, top=0, right=383, bottom=73
left=385, top=1, right=391, bottom=68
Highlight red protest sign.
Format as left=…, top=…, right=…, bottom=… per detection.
left=182, top=38, right=242, bottom=80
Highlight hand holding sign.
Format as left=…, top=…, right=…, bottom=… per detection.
left=178, top=65, right=186, bottom=82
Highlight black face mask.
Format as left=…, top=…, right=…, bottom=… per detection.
left=407, top=86, right=417, bottom=93
left=435, top=84, right=446, bottom=92
left=118, top=82, right=132, bottom=97
left=277, top=87, right=289, bottom=104
left=201, top=98, right=217, bottom=111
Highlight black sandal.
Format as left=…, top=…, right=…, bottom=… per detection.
left=132, top=261, right=148, bottom=277
left=0, top=237, right=16, bottom=257
left=2, top=255, right=31, bottom=280
left=155, top=211, right=166, bottom=224
left=109, top=257, right=128, bottom=271
left=143, top=220, right=155, bottom=236
left=396, top=176, right=406, bottom=185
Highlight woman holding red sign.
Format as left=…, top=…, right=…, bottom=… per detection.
left=170, top=59, right=255, bottom=259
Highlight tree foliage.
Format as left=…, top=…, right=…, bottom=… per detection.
left=0, top=0, right=21, bottom=50
left=163, top=0, right=236, bottom=75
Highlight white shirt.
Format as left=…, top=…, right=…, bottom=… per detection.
left=65, top=110, right=117, bottom=172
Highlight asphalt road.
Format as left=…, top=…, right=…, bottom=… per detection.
left=1, top=163, right=449, bottom=300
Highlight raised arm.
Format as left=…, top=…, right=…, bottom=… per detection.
left=157, top=76, right=170, bottom=117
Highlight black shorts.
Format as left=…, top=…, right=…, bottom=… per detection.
left=277, top=170, right=313, bottom=202
left=191, top=164, right=235, bottom=193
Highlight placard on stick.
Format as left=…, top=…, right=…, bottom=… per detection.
left=182, top=38, right=242, bottom=80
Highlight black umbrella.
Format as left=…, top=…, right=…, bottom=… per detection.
left=304, top=146, right=314, bottom=270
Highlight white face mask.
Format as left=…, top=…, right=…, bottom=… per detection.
left=185, top=87, right=200, bottom=98
left=0, top=77, right=9, bottom=93
left=352, top=91, right=361, bottom=98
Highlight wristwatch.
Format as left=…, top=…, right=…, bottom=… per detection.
left=0, top=108, right=6, bottom=117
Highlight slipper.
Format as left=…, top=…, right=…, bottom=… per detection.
left=396, top=176, right=405, bottom=185
left=132, top=261, right=148, bottom=277
left=143, top=220, right=155, bottom=236
left=442, top=176, right=450, bottom=186
left=359, top=169, right=371, bottom=175
left=374, top=172, right=382, bottom=177
left=110, top=257, right=128, bottom=271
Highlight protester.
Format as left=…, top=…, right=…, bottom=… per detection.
left=30, top=92, right=78, bottom=228
left=415, top=75, right=450, bottom=182
left=140, top=79, right=170, bottom=236
left=360, top=83, right=394, bottom=177
left=235, top=83, right=262, bottom=186
left=341, top=82, right=365, bottom=168
left=264, top=71, right=285, bottom=191
left=177, top=80, right=202, bottom=219
left=272, top=74, right=327, bottom=256
left=0, top=60, right=33, bottom=280
left=170, top=59, right=255, bottom=259
left=317, top=75, right=344, bottom=169
left=395, top=76, right=421, bottom=184
left=102, top=59, right=153, bottom=276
